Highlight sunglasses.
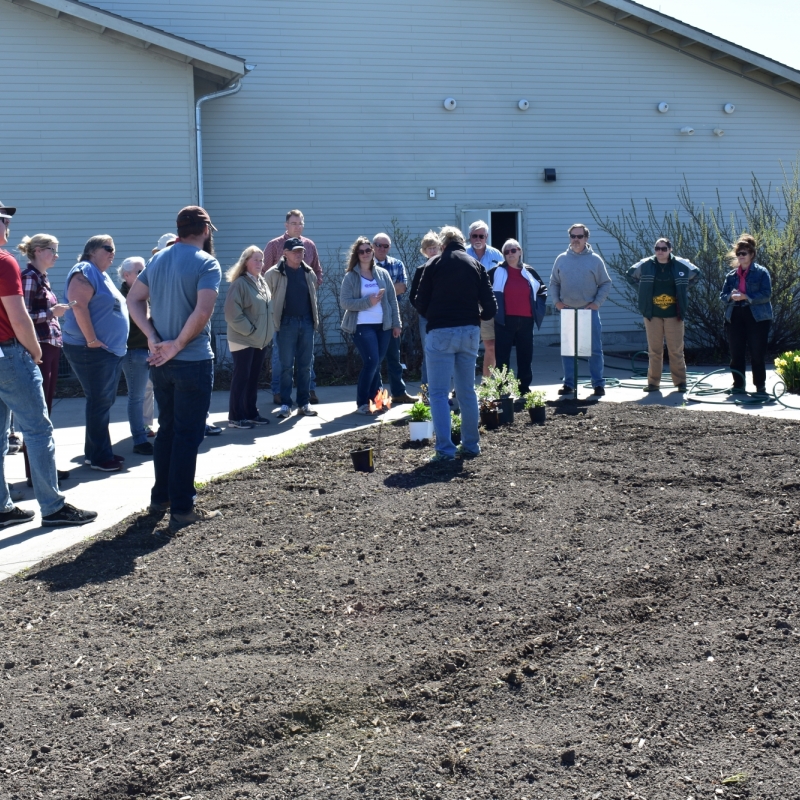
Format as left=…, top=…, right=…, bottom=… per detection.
left=736, top=251, right=752, bottom=257
left=570, top=233, right=586, bottom=240
left=373, top=243, right=390, bottom=249
left=470, top=233, right=486, bottom=239
left=654, top=246, right=670, bottom=252
left=503, top=248, right=519, bottom=255
left=100, top=245, right=115, bottom=253
left=357, top=248, right=373, bottom=255
left=39, top=246, right=59, bottom=255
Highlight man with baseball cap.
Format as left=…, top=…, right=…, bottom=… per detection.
left=127, top=205, right=223, bottom=534
left=264, top=237, right=320, bottom=419
left=0, top=202, right=97, bottom=527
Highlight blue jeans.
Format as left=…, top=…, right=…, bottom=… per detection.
left=63, top=343, right=124, bottom=465
left=278, top=317, right=314, bottom=408
left=418, top=315, right=428, bottom=385
left=150, top=358, right=213, bottom=514
left=425, top=326, right=481, bottom=458
left=384, top=333, right=406, bottom=396
left=121, top=348, right=150, bottom=444
left=0, top=342, right=64, bottom=516
left=271, top=332, right=316, bottom=394
left=561, top=308, right=605, bottom=388
left=353, top=324, right=391, bottom=407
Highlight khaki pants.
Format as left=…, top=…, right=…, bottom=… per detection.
left=643, top=316, right=686, bottom=387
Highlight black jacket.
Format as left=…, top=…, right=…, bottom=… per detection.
left=414, top=242, right=496, bottom=332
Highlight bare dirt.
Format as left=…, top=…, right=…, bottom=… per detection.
left=1, top=402, right=799, bottom=800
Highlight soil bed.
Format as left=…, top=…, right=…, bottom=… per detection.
left=1, top=402, right=799, bottom=800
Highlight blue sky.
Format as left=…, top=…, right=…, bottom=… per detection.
left=635, top=0, right=799, bottom=70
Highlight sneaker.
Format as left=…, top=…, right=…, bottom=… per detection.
left=277, top=405, right=292, bottom=418
left=557, top=384, right=574, bottom=395
left=273, top=394, right=282, bottom=405
left=428, top=452, right=455, bottom=463
left=169, top=505, right=222, bottom=534
left=593, top=386, right=606, bottom=397
left=41, top=503, right=97, bottom=527
left=90, top=459, right=122, bottom=472
left=755, top=385, right=768, bottom=395
left=249, top=415, right=271, bottom=426
left=356, top=404, right=374, bottom=415
left=455, top=444, right=480, bottom=459
left=57, top=469, right=70, bottom=481
left=392, top=392, right=419, bottom=405
left=148, top=500, right=171, bottom=514
left=145, top=426, right=156, bottom=438
left=7, top=432, right=22, bottom=454
left=676, top=383, right=688, bottom=393
left=643, top=384, right=659, bottom=392
left=205, top=424, right=223, bottom=436
left=308, top=390, right=320, bottom=405
left=228, top=419, right=254, bottom=429
left=84, top=455, right=125, bottom=466
left=298, top=404, right=318, bottom=416
left=133, top=442, right=154, bottom=455
left=0, top=506, right=35, bottom=528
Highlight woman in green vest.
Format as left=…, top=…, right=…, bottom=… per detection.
left=627, top=238, right=700, bottom=392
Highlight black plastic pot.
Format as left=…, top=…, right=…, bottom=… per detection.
left=500, top=397, right=515, bottom=425
left=480, top=408, right=500, bottom=429
left=528, top=406, right=546, bottom=424
left=350, top=447, right=374, bottom=473
left=451, top=429, right=461, bottom=445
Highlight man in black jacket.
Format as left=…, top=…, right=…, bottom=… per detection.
left=415, top=226, right=496, bottom=461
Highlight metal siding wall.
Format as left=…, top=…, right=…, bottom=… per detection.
left=10, top=0, right=800, bottom=338
left=0, top=1, right=196, bottom=295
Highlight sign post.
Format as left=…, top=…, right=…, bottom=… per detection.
left=560, top=308, right=592, bottom=400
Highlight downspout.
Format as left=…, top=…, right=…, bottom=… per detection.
left=195, top=79, right=243, bottom=207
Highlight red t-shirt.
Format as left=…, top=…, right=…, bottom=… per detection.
left=503, top=266, right=533, bottom=317
left=0, top=249, right=24, bottom=341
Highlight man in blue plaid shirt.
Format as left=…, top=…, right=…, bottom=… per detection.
left=372, top=232, right=418, bottom=404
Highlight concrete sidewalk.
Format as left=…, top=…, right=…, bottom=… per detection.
left=2, top=344, right=799, bottom=580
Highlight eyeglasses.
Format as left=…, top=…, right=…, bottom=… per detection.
left=503, top=248, right=519, bottom=255
left=570, top=233, right=586, bottom=240
left=0, top=217, right=10, bottom=226
left=470, top=233, right=486, bottom=239
left=100, top=245, right=115, bottom=253
left=373, top=243, right=390, bottom=249
left=654, top=246, right=670, bottom=252
left=357, top=248, right=373, bottom=255
left=735, top=251, right=752, bottom=257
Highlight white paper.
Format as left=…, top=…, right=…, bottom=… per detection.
left=560, top=309, right=592, bottom=357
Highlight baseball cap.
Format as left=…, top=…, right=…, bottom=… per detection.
left=283, top=237, right=305, bottom=250
left=0, top=202, right=16, bottom=220
left=176, top=205, right=217, bottom=231
left=153, top=233, right=178, bottom=254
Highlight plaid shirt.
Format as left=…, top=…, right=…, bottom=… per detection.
left=21, top=265, right=62, bottom=347
left=263, top=233, right=323, bottom=284
left=375, top=255, right=407, bottom=285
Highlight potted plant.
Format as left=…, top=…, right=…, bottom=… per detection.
left=408, top=400, right=434, bottom=440
left=489, top=365, right=521, bottom=424
left=476, top=374, right=500, bottom=429
left=774, top=351, right=800, bottom=394
left=450, top=410, right=462, bottom=444
left=524, top=390, right=547, bottom=423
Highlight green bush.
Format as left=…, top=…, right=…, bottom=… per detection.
left=587, top=162, right=800, bottom=354
left=774, top=349, right=800, bottom=394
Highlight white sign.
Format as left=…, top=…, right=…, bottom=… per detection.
left=560, top=309, right=592, bottom=357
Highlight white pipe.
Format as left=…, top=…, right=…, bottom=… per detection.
left=195, top=80, right=242, bottom=207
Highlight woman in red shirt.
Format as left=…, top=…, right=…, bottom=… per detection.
left=487, top=239, right=548, bottom=395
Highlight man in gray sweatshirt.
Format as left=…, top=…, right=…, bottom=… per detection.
left=550, top=223, right=612, bottom=396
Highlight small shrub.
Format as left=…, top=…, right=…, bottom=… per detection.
left=774, top=350, right=800, bottom=393
left=450, top=410, right=462, bottom=434
left=408, top=400, right=432, bottom=422
left=523, top=390, right=546, bottom=409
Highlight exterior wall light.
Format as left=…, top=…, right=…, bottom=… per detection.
left=724, top=103, right=736, bottom=114
left=443, top=97, right=457, bottom=111
left=657, top=102, right=669, bottom=113
left=518, top=99, right=530, bottom=111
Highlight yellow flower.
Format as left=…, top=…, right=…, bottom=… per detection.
left=785, top=351, right=794, bottom=358
left=779, top=359, right=788, bottom=368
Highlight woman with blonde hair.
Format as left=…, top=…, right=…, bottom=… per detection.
left=17, top=234, right=72, bottom=485
left=340, top=236, right=401, bottom=414
left=224, top=246, right=272, bottom=427
left=409, top=230, right=441, bottom=386
left=719, top=234, right=772, bottom=394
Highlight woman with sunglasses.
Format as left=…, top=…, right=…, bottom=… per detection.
left=340, top=236, right=401, bottom=414
left=627, top=238, right=700, bottom=393
left=487, top=239, right=547, bottom=395
left=17, top=234, right=72, bottom=486
left=719, top=234, right=772, bottom=394
left=62, top=235, right=129, bottom=472
left=409, top=230, right=442, bottom=387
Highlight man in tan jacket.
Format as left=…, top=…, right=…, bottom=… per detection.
left=264, top=238, right=319, bottom=419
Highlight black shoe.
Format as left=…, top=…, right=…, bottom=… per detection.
left=593, top=386, right=606, bottom=397
left=308, top=390, right=320, bottom=405
left=557, top=384, right=574, bottom=395
left=133, top=441, right=154, bottom=455
left=676, top=384, right=688, bottom=393
left=755, top=385, right=767, bottom=395
left=643, top=384, right=659, bottom=393
left=41, top=503, right=97, bottom=527
left=273, top=394, right=282, bottom=405
left=57, top=469, right=70, bottom=481
left=0, top=506, right=35, bottom=528
left=204, top=424, right=223, bottom=436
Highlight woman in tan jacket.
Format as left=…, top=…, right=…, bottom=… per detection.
left=224, top=246, right=272, bottom=428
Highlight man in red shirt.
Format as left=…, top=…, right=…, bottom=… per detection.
left=0, top=202, right=97, bottom=528
left=263, top=209, right=322, bottom=404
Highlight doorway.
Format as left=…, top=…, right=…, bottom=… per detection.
left=460, top=208, right=522, bottom=251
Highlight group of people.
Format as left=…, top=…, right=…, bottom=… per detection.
left=0, top=193, right=775, bottom=527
